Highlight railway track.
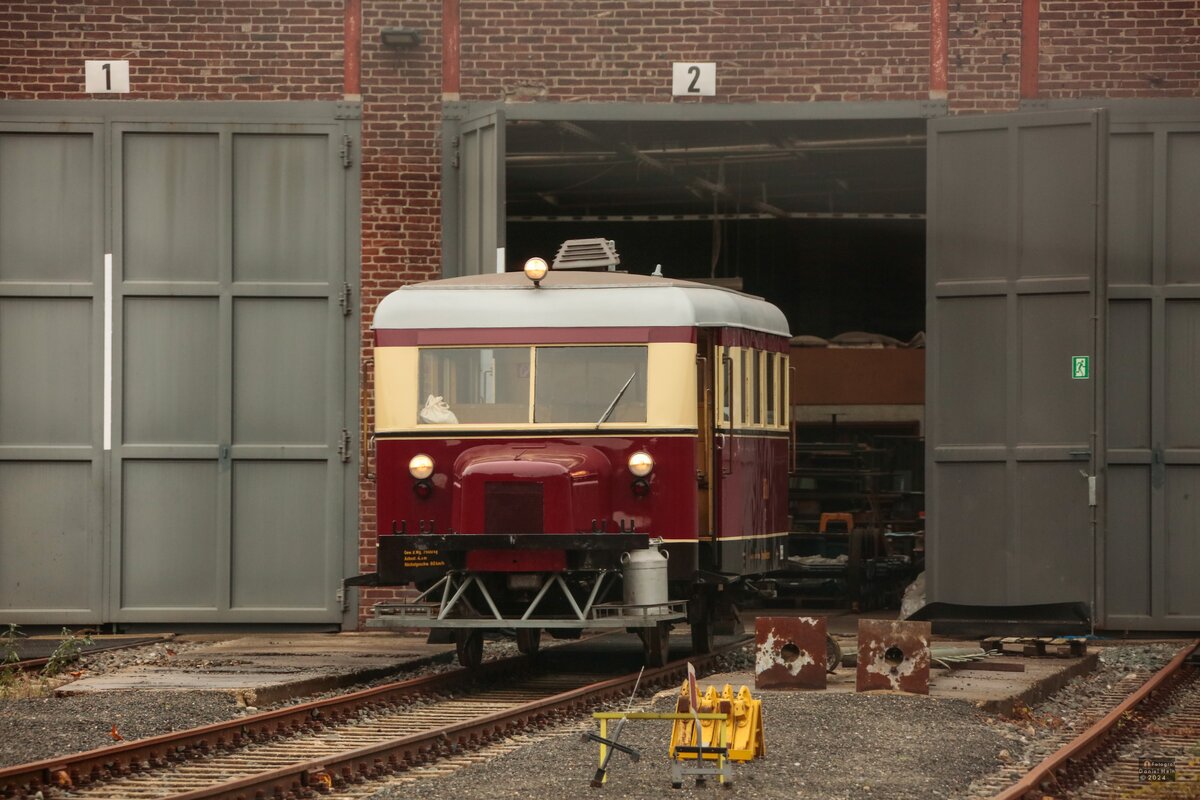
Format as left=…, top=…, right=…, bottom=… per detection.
left=0, top=638, right=749, bottom=800
left=8, top=637, right=169, bottom=675
left=992, top=639, right=1199, bottom=800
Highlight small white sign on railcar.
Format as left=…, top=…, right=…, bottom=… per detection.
left=672, top=62, right=716, bottom=96
left=85, top=60, right=130, bottom=94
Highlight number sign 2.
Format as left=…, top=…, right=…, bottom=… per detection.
left=672, top=62, right=716, bottom=96
left=85, top=61, right=130, bottom=94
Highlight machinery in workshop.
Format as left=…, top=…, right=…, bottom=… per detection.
left=769, top=332, right=926, bottom=610
left=777, top=434, right=923, bottom=610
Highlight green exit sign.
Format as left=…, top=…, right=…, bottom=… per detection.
left=1072, top=355, right=1090, bottom=380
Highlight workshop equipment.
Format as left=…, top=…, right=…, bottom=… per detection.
left=669, top=682, right=765, bottom=763
left=582, top=667, right=644, bottom=787
left=755, top=615, right=829, bottom=690
left=856, top=618, right=931, bottom=694
left=589, top=710, right=731, bottom=789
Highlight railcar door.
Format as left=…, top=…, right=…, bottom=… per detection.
left=711, top=337, right=737, bottom=573
left=696, top=330, right=717, bottom=569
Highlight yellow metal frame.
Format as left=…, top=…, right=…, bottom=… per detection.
left=669, top=683, right=765, bottom=763
left=590, top=711, right=730, bottom=786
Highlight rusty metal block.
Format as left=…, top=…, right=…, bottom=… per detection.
left=855, top=619, right=931, bottom=695
left=754, top=616, right=827, bottom=690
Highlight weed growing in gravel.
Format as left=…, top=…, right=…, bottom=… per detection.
left=0, top=623, right=23, bottom=688
left=0, top=626, right=95, bottom=699
left=43, top=628, right=94, bottom=678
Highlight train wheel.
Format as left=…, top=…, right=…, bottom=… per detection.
left=825, top=633, right=843, bottom=673
left=454, top=630, right=483, bottom=668
left=641, top=623, right=671, bottom=668
left=516, top=628, right=541, bottom=656
left=690, top=618, right=714, bottom=655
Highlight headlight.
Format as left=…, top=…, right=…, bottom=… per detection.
left=627, top=451, right=654, bottom=477
left=523, top=256, right=549, bottom=283
left=408, top=454, right=434, bottom=480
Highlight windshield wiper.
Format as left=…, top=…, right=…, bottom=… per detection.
left=596, top=371, right=637, bottom=428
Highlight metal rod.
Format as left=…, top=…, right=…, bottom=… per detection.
left=519, top=575, right=558, bottom=621
left=438, top=575, right=475, bottom=621
left=412, top=574, right=450, bottom=604
left=555, top=574, right=587, bottom=621
left=474, top=576, right=505, bottom=620
left=579, top=571, right=609, bottom=618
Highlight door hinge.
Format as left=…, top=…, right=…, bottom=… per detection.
left=338, top=429, right=352, bottom=463
left=339, top=134, right=353, bottom=168
left=336, top=587, right=347, bottom=611
left=339, top=282, right=352, bottom=316
left=449, top=135, right=460, bottom=168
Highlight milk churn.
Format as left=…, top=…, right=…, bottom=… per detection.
left=621, top=545, right=669, bottom=612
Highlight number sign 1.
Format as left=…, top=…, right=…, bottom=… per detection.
left=85, top=61, right=130, bottom=94
left=672, top=62, right=716, bottom=96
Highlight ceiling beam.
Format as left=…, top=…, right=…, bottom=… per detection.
left=552, top=120, right=790, bottom=219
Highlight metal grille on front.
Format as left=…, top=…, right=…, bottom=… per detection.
left=484, top=482, right=543, bottom=534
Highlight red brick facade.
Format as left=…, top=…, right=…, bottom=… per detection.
left=457, top=2, right=931, bottom=103
left=1, top=1, right=1196, bottom=625
left=0, top=1, right=344, bottom=100
left=1041, top=1, right=1200, bottom=97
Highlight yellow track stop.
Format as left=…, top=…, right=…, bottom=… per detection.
left=669, top=682, right=765, bottom=763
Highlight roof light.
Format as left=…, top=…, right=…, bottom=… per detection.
left=523, top=257, right=549, bottom=286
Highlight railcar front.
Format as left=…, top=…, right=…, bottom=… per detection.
left=352, top=269, right=791, bottom=668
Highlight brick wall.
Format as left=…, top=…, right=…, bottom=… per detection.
left=356, top=1, right=444, bottom=617
left=0, top=1, right=343, bottom=100
left=1040, top=1, right=1200, bottom=97
left=947, top=1, right=1022, bottom=112
left=2, top=1, right=1197, bottom=627
left=458, top=1, right=930, bottom=103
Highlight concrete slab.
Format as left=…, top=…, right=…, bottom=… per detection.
left=702, top=639, right=1098, bottom=717
left=49, top=621, right=1098, bottom=719
left=736, top=609, right=1100, bottom=713
left=13, top=633, right=171, bottom=662
left=57, top=633, right=455, bottom=707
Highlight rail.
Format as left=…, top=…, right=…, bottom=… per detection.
left=1, top=637, right=751, bottom=800
left=991, top=638, right=1200, bottom=800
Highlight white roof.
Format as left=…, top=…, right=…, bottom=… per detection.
left=373, top=271, right=791, bottom=337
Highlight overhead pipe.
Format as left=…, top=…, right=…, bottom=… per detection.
left=1021, top=0, right=1040, bottom=99
left=343, top=0, right=361, bottom=98
left=443, top=0, right=461, bottom=99
left=930, top=0, right=949, bottom=99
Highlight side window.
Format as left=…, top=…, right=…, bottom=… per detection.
left=743, top=348, right=760, bottom=426
left=765, top=350, right=776, bottom=426
left=719, top=346, right=733, bottom=425
left=781, top=353, right=790, bottom=429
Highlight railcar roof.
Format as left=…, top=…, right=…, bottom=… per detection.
left=373, top=271, right=791, bottom=337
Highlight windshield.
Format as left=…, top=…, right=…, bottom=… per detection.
left=535, top=346, right=647, bottom=424
left=418, top=348, right=530, bottom=424
left=415, top=345, right=648, bottom=425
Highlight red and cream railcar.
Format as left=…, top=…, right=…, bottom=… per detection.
left=357, top=250, right=791, bottom=667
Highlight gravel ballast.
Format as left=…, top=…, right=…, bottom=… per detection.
left=0, top=690, right=241, bottom=767
left=366, top=688, right=1009, bottom=800
left=0, top=637, right=1187, bottom=799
